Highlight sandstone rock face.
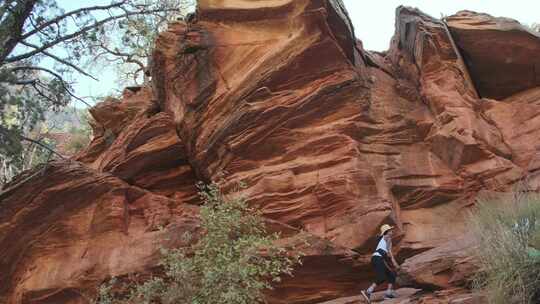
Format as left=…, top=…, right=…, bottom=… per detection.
left=0, top=161, right=200, bottom=304
left=1, top=1, right=540, bottom=304
left=446, top=11, right=540, bottom=100
left=398, top=236, right=477, bottom=289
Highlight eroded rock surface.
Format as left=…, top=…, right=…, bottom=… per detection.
left=1, top=1, right=540, bottom=303
left=398, top=236, right=477, bottom=289
left=446, top=10, right=540, bottom=100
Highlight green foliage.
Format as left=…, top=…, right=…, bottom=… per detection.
left=469, top=191, right=540, bottom=304
left=1, top=0, right=79, bottom=157
left=0, top=107, right=92, bottom=185
left=90, top=0, right=195, bottom=87
left=0, top=0, right=192, bottom=175
left=62, top=110, right=92, bottom=155
left=95, top=183, right=301, bottom=304
left=64, top=129, right=91, bottom=154
left=0, top=67, right=69, bottom=168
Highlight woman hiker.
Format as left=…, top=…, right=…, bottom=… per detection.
left=361, top=224, right=400, bottom=303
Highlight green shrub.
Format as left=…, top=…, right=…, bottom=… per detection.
left=469, top=191, right=540, bottom=304
left=95, top=182, right=301, bottom=304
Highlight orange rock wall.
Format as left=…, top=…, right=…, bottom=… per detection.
left=1, top=1, right=540, bottom=303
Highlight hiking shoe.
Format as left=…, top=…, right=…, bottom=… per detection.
left=360, top=290, right=371, bottom=303
left=384, top=290, right=398, bottom=299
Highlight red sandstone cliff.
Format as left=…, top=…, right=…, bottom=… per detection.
left=1, top=1, right=540, bottom=303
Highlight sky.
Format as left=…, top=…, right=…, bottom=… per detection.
left=58, top=0, right=540, bottom=107
left=344, top=0, right=540, bottom=51
left=54, top=0, right=120, bottom=107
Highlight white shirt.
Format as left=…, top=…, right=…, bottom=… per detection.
left=372, top=237, right=389, bottom=256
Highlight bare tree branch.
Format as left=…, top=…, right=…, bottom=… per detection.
left=1, top=78, right=36, bottom=85
left=31, top=81, right=62, bottom=107
left=131, top=67, right=144, bottom=84
left=10, top=65, right=65, bottom=82
left=9, top=66, right=92, bottom=107
left=20, top=135, right=65, bottom=159
left=19, top=40, right=98, bottom=80
left=97, top=42, right=146, bottom=70
left=5, top=8, right=179, bottom=63
left=20, top=1, right=129, bottom=40
left=64, top=88, right=93, bottom=108
left=28, top=12, right=56, bottom=41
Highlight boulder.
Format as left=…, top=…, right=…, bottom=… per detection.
left=446, top=11, right=540, bottom=100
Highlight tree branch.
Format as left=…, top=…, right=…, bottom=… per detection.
left=97, top=42, right=146, bottom=70
left=131, top=67, right=144, bottom=84
left=3, top=78, right=37, bottom=85
left=20, top=135, right=65, bottom=159
left=65, top=88, right=93, bottom=108
left=11, top=65, right=65, bottom=82
left=10, top=66, right=91, bottom=107
left=31, top=81, right=62, bottom=107
left=0, top=0, right=38, bottom=63
left=19, top=40, right=98, bottom=80
left=0, top=1, right=13, bottom=23
left=28, top=12, right=62, bottom=43
left=20, top=1, right=129, bottom=40
left=5, top=8, right=179, bottom=63
left=11, top=66, right=75, bottom=107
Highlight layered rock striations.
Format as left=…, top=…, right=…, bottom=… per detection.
left=1, top=1, right=540, bottom=303
left=446, top=11, right=540, bottom=100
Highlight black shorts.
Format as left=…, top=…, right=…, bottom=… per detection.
left=371, top=255, right=396, bottom=284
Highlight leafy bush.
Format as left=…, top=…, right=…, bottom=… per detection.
left=469, top=191, right=540, bottom=304
left=95, top=183, right=301, bottom=304
left=63, top=123, right=92, bottom=155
